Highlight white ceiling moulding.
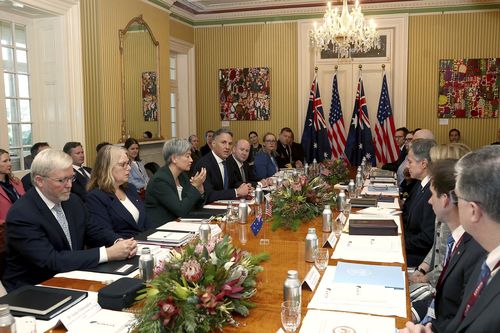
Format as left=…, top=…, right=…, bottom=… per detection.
left=18, top=0, right=79, bottom=16
left=170, top=0, right=500, bottom=24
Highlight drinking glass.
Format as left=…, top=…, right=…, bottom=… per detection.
left=314, top=248, right=329, bottom=271
left=281, top=301, right=301, bottom=333
left=226, top=205, right=239, bottom=224
left=343, top=201, right=351, bottom=219
left=333, top=218, right=343, bottom=239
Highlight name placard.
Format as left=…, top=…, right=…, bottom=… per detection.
left=322, top=232, right=337, bottom=248
left=302, top=266, right=321, bottom=291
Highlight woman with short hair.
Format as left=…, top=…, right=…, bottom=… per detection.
left=86, top=146, right=150, bottom=238
left=145, top=138, right=206, bottom=227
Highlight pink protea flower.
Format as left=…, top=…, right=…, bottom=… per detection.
left=197, top=285, right=218, bottom=314
left=291, top=182, right=302, bottom=192
left=299, top=175, right=308, bottom=187
left=181, top=259, right=203, bottom=283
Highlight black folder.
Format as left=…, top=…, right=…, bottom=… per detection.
left=0, top=285, right=87, bottom=320
left=82, top=256, right=139, bottom=275
left=181, top=208, right=227, bottom=219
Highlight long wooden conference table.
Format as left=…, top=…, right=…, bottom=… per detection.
left=42, top=209, right=411, bottom=332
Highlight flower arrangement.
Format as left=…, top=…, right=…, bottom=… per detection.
left=270, top=175, right=337, bottom=231
left=133, top=236, right=269, bottom=333
left=320, top=158, right=349, bottom=186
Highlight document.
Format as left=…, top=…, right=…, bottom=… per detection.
left=300, top=309, right=395, bottom=333
left=308, top=266, right=407, bottom=318
left=331, top=234, right=404, bottom=264
left=334, top=262, right=404, bottom=290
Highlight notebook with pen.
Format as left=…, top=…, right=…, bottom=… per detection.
left=82, top=256, right=139, bottom=275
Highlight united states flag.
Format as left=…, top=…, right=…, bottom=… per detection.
left=374, top=73, right=399, bottom=164
left=328, top=74, right=347, bottom=159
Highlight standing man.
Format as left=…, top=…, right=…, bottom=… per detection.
left=200, top=130, right=214, bottom=156
left=63, top=142, right=92, bottom=202
left=403, top=139, right=437, bottom=267
left=192, top=128, right=252, bottom=203
left=188, top=134, right=202, bottom=168
left=383, top=127, right=408, bottom=172
left=276, top=127, right=304, bottom=168
left=3, top=149, right=136, bottom=291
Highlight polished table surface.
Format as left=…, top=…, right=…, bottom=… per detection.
left=42, top=211, right=410, bottom=332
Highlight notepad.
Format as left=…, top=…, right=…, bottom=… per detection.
left=146, top=231, right=192, bottom=245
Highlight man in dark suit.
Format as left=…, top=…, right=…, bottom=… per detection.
left=200, top=130, right=214, bottom=156
left=227, top=139, right=270, bottom=188
left=192, top=128, right=252, bottom=203
left=188, top=134, right=202, bottom=168
left=276, top=127, right=304, bottom=168
left=403, top=139, right=437, bottom=267
left=402, top=145, right=500, bottom=333
left=63, top=142, right=92, bottom=202
left=411, top=160, right=485, bottom=331
left=3, top=149, right=136, bottom=291
left=382, top=127, right=408, bottom=172
left=21, top=142, right=50, bottom=191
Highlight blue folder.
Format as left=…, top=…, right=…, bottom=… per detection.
left=334, top=262, right=404, bottom=290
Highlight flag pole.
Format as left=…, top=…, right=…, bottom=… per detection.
left=359, top=64, right=363, bottom=79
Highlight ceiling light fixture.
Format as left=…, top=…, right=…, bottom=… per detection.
left=310, top=0, right=380, bottom=58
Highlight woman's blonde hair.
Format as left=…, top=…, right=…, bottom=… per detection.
left=430, top=143, right=471, bottom=162
left=87, top=145, right=128, bottom=193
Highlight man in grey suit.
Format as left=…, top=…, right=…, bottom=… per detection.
left=402, top=145, right=500, bottom=333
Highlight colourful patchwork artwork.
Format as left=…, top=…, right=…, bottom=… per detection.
left=142, top=71, right=157, bottom=121
left=219, top=67, right=270, bottom=121
left=438, top=58, right=499, bottom=118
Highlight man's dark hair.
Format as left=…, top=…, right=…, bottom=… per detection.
left=205, top=130, right=214, bottom=139
left=248, top=131, right=258, bottom=137
left=280, top=127, right=293, bottom=134
left=429, top=159, right=458, bottom=197
left=449, top=128, right=461, bottom=137
left=213, top=128, right=233, bottom=140
left=96, top=141, right=111, bottom=153
left=396, top=127, right=409, bottom=136
left=30, top=142, right=49, bottom=156
left=63, top=141, right=82, bottom=154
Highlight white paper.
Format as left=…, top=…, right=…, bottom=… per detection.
left=356, top=207, right=397, bottom=216
left=203, top=204, right=228, bottom=209
left=55, top=269, right=139, bottom=283
left=307, top=266, right=407, bottom=318
left=331, top=234, right=404, bottom=264
left=214, top=199, right=255, bottom=205
left=66, top=309, right=135, bottom=333
left=300, top=309, right=395, bottom=333
left=377, top=198, right=400, bottom=209
left=361, top=187, right=399, bottom=197
left=156, top=222, right=222, bottom=238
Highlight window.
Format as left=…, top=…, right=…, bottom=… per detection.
left=1, top=20, right=31, bottom=171
left=170, top=54, right=177, bottom=138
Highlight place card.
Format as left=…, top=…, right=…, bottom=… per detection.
left=337, top=212, right=347, bottom=224
left=322, top=232, right=337, bottom=248
left=302, top=266, right=321, bottom=291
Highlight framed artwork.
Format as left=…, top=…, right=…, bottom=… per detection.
left=438, top=58, right=499, bottom=118
left=219, top=67, right=270, bottom=120
left=142, top=71, right=158, bottom=121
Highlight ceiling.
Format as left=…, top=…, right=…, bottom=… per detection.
left=0, top=0, right=53, bottom=18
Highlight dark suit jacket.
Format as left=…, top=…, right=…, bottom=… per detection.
left=192, top=152, right=241, bottom=204
left=86, top=184, right=151, bottom=238
left=254, top=151, right=278, bottom=180
left=382, top=146, right=406, bottom=172
left=226, top=155, right=258, bottom=187
left=3, top=189, right=117, bottom=291
left=276, top=142, right=305, bottom=168
left=72, top=166, right=92, bottom=202
left=402, top=181, right=436, bottom=267
left=21, top=173, right=33, bottom=192
left=145, top=166, right=204, bottom=227
left=200, top=144, right=211, bottom=156
left=431, top=233, right=486, bottom=333
left=444, top=255, right=500, bottom=333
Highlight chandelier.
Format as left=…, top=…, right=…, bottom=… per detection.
left=310, top=0, right=380, bottom=58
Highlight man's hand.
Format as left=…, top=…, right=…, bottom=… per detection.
left=399, top=321, right=432, bottom=333
left=106, top=238, right=137, bottom=261
left=236, top=183, right=252, bottom=197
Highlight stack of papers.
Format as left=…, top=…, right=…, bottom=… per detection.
left=300, top=309, right=395, bottom=333
left=332, top=234, right=404, bottom=263
left=157, top=222, right=222, bottom=238
left=146, top=231, right=192, bottom=246
left=308, top=266, right=407, bottom=317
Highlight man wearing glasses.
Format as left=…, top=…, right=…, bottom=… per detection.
left=3, top=149, right=136, bottom=291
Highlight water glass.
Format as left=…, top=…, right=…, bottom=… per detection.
left=314, top=248, right=329, bottom=271
left=343, top=201, right=351, bottom=218
left=333, top=218, right=343, bottom=239
left=226, top=205, right=239, bottom=224
left=281, top=301, right=301, bottom=333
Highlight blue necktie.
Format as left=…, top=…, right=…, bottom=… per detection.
left=443, top=235, right=455, bottom=267
left=222, top=160, right=229, bottom=189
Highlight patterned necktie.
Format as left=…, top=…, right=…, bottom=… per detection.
left=79, top=166, right=89, bottom=179
left=53, top=203, right=73, bottom=249
left=240, top=165, right=246, bottom=182
left=222, top=160, right=229, bottom=189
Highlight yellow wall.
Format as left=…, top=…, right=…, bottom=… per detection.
left=80, top=0, right=170, bottom=163
left=194, top=22, right=297, bottom=144
left=407, top=11, right=500, bottom=148
left=170, top=19, right=194, bottom=44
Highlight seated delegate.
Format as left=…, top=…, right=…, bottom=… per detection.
left=145, top=138, right=206, bottom=227
left=86, top=145, right=151, bottom=238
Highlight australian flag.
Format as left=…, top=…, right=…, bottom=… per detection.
left=344, top=77, right=376, bottom=167
left=301, top=75, right=332, bottom=163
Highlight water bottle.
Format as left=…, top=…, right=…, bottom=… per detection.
left=139, top=247, right=154, bottom=283
left=356, top=171, right=363, bottom=189
left=322, top=205, right=332, bottom=232
left=305, top=228, right=318, bottom=262
left=348, top=179, right=356, bottom=198
left=337, top=190, right=346, bottom=211
left=0, top=305, right=15, bottom=333
left=255, top=184, right=263, bottom=205
left=199, top=220, right=211, bottom=243
left=312, top=158, right=318, bottom=176
left=304, top=163, right=309, bottom=176
left=283, top=270, right=302, bottom=305
left=238, top=199, right=248, bottom=224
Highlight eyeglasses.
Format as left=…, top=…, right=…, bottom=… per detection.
left=44, top=175, right=76, bottom=184
left=117, top=160, right=132, bottom=168
left=449, top=189, right=480, bottom=206
left=394, top=135, right=404, bottom=139
left=265, top=139, right=277, bottom=143
left=405, top=137, right=413, bottom=141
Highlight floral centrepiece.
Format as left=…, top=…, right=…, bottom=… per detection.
left=270, top=174, right=337, bottom=231
left=133, top=236, right=269, bottom=333
left=320, top=158, right=349, bottom=186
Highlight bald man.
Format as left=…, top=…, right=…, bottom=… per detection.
left=226, top=139, right=266, bottom=187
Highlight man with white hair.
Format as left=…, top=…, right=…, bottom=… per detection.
left=3, top=149, right=137, bottom=291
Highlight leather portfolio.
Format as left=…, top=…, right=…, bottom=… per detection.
left=349, top=198, right=378, bottom=207
left=349, top=219, right=398, bottom=236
